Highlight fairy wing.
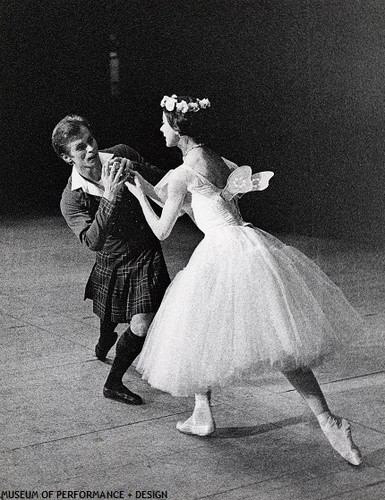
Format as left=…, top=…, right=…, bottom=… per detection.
left=251, top=171, right=274, bottom=191
left=221, top=166, right=274, bottom=200
left=221, top=166, right=253, bottom=200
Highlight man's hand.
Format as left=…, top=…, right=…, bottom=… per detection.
left=101, top=160, right=129, bottom=202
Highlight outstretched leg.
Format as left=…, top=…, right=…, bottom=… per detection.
left=283, top=367, right=362, bottom=465
left=176, top=391, right=215, bottom=436
left=103, top=313, right=154, bottom=405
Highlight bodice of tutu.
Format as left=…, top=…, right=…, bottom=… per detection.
left=154, top=163, right=246, bottom=234
left=185, top=168, right=246, bottom=233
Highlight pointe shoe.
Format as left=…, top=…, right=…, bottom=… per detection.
left=318, top=414, right=362, bottom=466
left=176, top=415, right=216, bottom=437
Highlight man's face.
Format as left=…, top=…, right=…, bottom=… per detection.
left=62, top=125, right=100, bottom=173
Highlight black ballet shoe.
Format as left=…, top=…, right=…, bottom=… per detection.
left=103, top=385, right=143, bottom=405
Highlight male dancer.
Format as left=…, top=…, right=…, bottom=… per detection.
left=52, top=115, right=170, bottom=405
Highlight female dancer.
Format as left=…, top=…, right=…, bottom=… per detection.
left=125, top=94, right=363, bottom=466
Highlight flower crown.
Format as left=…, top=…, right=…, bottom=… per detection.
left=160, top=94, right=211, bottom=113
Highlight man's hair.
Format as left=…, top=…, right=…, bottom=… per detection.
left=52, top=114, right=91, bottom=158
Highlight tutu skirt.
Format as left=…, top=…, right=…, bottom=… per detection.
left=136, top=225, right=364, bottom=396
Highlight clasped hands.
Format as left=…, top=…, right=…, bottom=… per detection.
left=101, top=157, right=145, bottom=202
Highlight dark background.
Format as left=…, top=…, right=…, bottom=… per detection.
left=2, top=0, right=385, bottom=240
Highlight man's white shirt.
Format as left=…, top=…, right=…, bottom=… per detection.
left=71, top=152, right=114, bottom=196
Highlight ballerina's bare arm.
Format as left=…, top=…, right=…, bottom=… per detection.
left=125, top=171, right=166, bottom=207
left=126, top=170, right=188, bottom=240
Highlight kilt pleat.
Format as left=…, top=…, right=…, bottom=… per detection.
left=85, top=248, right=170, bottom=323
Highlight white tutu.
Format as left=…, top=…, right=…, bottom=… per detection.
left=136, top=225, right=363, bottom=396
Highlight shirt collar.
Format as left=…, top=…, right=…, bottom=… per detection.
left=71, top=152, right=114, bottom=196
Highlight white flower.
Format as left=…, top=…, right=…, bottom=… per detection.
left=198, top=98, right=211, bottom=109
left=161, top=94, right=211, bottom=113
left=188, top=102, right=199, bottom=112
left=160, top=95, right=177, bottom=111
left=160, top=95, right=168, bottom=107
left=176, top=100, right=189, bottom=113
left=165, top=97, right=177, bottom=111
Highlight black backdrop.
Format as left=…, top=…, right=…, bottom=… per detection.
left=3, top=0, right=385, bottom=240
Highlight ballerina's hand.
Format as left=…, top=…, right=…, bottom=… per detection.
left=125, top=170, right=146, bottom=200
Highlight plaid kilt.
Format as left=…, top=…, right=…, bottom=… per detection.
left=85, top=248, right=170, bottom=323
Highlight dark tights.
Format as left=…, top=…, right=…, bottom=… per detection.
left=104, top=326, right=145, bottom=389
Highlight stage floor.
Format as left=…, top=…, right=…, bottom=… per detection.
left=1, top=214, right=385, bottom=499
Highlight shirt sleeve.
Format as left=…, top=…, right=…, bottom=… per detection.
left=60, top=187, right=116, bottom=251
